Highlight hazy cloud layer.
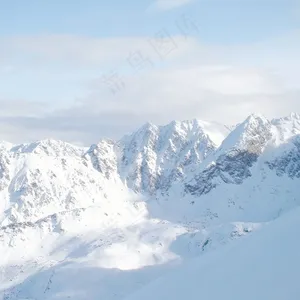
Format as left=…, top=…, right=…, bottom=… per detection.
left=0, top=30, right=300, bottom=145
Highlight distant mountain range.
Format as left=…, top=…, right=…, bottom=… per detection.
left=1, top=113, right=300, bottom=300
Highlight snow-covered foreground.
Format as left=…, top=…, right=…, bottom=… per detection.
left=0, top=201, right=260, bottom=299
left=0, top=217, right=186, bottom=299
left=125, top=207, right=300, bottom=300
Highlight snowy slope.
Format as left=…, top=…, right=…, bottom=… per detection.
left=0, top=139, right=137, bottom=226
left=124, top=206, right=300, bottom=300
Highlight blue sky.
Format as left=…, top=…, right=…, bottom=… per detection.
left=1, top=0, right=298, bottom=41
left=0, top=0, right=299, bottom=144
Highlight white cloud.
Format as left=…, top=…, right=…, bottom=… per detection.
left=1, top=65, right=299, bottom=145
left=0, top=34, right=196, bottom=71
left=0, top=99, right=48, bottom=118
left=3, top=35, right=149, bottom=68
left=150, top=0, right=194, bottom=11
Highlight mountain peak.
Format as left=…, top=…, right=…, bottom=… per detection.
left=215, top=114, right=271, bottom=156
left=289, top=112, right=300, bottom=120
left=8, top=138, right=84, bottom=157
left=244, top=113, right=269, bottom=126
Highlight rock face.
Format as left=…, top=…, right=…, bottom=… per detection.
left=117, top=120, right=223, bottom=194
left=185, top=114, right=272, bottom=196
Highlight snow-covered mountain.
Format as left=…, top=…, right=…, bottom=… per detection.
left=89, top=119, right=229, bottom=195
left=1, top=114, right=300, bottom=300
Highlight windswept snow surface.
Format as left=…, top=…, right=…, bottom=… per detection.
left=0, top=114, right=300, bottom=299
left=124, top=206, right=300, bottom=300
